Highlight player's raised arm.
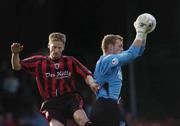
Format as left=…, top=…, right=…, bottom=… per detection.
left=11, top=43, right=24, bottom=71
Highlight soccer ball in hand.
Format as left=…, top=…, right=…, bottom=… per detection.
left=134, top=13, right=157, bottom=33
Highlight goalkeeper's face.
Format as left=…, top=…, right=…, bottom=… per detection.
left=112, top=39, right=123, bottom=54
left=48, top=40, right=65, bottom=60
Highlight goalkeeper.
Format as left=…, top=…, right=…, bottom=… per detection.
left=90, top=13, right=156, bottom=126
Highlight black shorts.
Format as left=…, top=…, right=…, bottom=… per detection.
left=90, top=97, right=122, bottom=126
left=40, top=93, right=84, bottom=125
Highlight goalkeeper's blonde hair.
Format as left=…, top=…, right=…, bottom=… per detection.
left=101, top=34, right=123, bottom=54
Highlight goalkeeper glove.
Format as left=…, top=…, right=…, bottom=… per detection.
left=134, top=13, right=156, bottom=40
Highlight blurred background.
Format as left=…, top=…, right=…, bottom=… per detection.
left=0, top=0, right=180, bottom=126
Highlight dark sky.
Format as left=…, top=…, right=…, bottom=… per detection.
left=0, top=0, right=180, bottom=119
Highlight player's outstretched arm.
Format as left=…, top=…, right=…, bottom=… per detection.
left=11, top=43, right=23, bottom=71
left=85, top=75, right=100, bottom=93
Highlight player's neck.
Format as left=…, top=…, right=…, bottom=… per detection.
left=49, top=55, right=62, bottom=60
left=104, top=52, right=112, bottom=56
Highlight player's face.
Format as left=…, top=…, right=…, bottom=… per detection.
left=113, top=39, right=123, bottom=54
left=48, top=41, right=65, bottom=59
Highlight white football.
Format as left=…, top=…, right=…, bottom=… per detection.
left=135, top=13, right=156, bottom=33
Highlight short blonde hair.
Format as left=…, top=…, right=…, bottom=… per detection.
left=101, top=34, right=123, bottom=53
left=48, top=32, right=66, bottom=44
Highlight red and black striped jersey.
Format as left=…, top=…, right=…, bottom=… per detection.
left=20, top=55, right=92, bottom=100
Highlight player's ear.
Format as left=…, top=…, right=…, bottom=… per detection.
left=107, top=44, right=114, bottom=53
left=109, top=44, right=114, bottom=51
left=62, top=45, right=65, bottom=51
left=48, top=43, right=50, bottom=48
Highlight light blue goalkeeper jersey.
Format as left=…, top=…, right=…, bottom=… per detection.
left=94, top=43, right=145, bottom=101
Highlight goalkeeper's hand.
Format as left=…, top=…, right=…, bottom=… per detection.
left=134, top=13, right=156, bottom=40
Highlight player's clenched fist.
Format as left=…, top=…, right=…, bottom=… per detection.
left=11, top=43, right=24, bottom=54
